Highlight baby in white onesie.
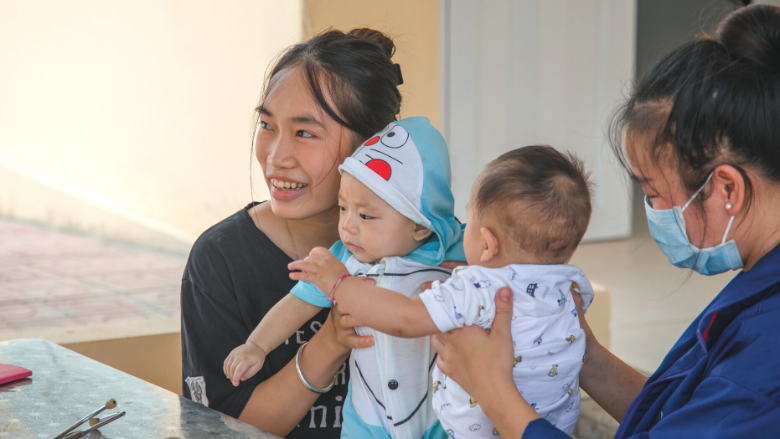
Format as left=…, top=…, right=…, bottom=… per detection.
left=298, top=145, right=595, bottom=437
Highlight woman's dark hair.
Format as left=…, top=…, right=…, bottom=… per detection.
left=610, top=4, right=780, bottom=213
left=254, top=28, right=402, bottom=142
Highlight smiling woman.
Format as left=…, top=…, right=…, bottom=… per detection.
left=179, top=28, right=403, bottom=438
left=256, top=69, right=346, bottom=209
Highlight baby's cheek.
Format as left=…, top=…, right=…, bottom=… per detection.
left=367, top=233, right=388, bottom=254
left=374, top=234, right=400, bottom=259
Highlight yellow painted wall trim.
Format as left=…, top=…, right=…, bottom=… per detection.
left=63, top=333, right=183, bottom=395
left=0, top=316, right=180, bottom=345
left=303, top=0, right=440, bottom=129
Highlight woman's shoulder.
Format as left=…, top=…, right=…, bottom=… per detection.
left=189, top=205, right=253, bottom=260
left=184, top=202, right=288, bottom=285
left=709, top=282, right=780, bottom=401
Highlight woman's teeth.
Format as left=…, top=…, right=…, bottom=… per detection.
left=270, top=179, right=307, bottom=190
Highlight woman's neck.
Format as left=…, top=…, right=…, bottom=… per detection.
left=248, top=202, right=341, bottom=261
left=741, top=181, right=780, bottom=271
left=286, top=206, right=342, bottom=256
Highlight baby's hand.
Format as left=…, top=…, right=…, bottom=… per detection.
left=223, top=342, right=266, bottom=387
left=288, top=247, right=349, bottom=296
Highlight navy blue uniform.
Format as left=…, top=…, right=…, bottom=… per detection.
left=526, top=243, right=780, bottom=438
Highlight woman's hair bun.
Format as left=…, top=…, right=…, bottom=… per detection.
left=347, top=28, right=395, bottom=59
left=716, top=4, right=780, bottom=74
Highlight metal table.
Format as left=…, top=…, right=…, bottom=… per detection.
left=0, top=338, right=280, bottom=438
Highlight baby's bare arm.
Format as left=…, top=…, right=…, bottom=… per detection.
left=248, top=293, right=322, bottom=353
left=333, top=277, right=438, bottom=338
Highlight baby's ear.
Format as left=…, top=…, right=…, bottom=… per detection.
left=413, top=224, right=434, bottom=242
left=480, top=227, right=499, bottom=263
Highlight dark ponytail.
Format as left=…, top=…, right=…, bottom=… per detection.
left=610, top=4, right=780, bottom=209
left=717, top=4, right=780, bottom=75
left=255, top=28, right=402, bottom=142
left=347, top=28, right=396, bottom=59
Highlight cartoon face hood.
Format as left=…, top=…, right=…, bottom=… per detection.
left=339, top=116, right=465, bottom=266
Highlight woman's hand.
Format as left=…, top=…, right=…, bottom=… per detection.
left=570, top=289, right=599, bottom=368
left=431, top=287, right=590, bottom=397
left=238, top=288, right=355, bottom=436
left=330, top=278, right=376, bottom=350
left=571, top=289, right=648, bottom=423
left=432, top=287, right=539, bottom=436
left=431, top=287, right=516, bottom=399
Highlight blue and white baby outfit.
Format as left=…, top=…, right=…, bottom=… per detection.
left=419, top=265, right=594, bottom=437
left=292, top=117, right=465, bottom=439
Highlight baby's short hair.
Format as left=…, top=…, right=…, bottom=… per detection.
left=475, top=145, right=593, bottom=263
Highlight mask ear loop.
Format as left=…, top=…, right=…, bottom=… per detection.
left=722, top=215, right=735, bottom=244
left=681, top=173, right=714, bottom=212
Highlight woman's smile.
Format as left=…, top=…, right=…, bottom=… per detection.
left=269, top=178, right=309, bottom=202
left=269, top=178, right=308, bottom=190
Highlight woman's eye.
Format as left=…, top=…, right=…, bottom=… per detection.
left=360, top=214, right=373, bottom=220
left=339, top=206, right=346, bottom=212
left=297, top=130, right=314, bottom=138
left=259, top=121, right=272, bottom=130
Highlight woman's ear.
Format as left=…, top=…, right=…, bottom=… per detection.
left=713, top=164, right=746, bottom=216
left=413, top=224, right=434, bottom=242
left=479, top=227, right=499, bottom=263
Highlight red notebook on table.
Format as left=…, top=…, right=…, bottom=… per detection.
left=0, top=364, right=32, bottom=385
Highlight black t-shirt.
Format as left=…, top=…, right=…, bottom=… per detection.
left=181, top=203, right=349, bottom=438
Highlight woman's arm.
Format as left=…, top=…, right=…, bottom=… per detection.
left=572, top=294, right=647, bottom=422
left=238, top=304, right=353, bottom=436
left=238, top=277, right=378, bottom=436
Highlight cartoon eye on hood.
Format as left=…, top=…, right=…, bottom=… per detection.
left=380, top=125, right=410, bottom=148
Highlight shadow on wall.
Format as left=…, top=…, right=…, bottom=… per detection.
left=0, top=2, right=299, bottom=253
left=0, top=162, right=191, bottom=254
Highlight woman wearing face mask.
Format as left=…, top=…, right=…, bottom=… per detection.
left=180, top=29, right=400, bottom=438
left=430, top=4, right=780, bottom=438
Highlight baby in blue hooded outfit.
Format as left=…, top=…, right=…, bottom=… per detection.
left=224, top=117, right=464, bottom=439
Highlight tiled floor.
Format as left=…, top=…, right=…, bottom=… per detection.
left=0, top=219, right=185, bottom=333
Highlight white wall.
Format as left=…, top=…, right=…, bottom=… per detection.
left=442, top=0, right=637, bottom=241
left=0, top=1, right=301, bottom=252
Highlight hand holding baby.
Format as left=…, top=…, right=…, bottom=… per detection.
left=288, top=247, right=350, bottom=298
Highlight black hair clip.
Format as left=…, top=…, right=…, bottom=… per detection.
left=394, top=63, right=404, bottom=86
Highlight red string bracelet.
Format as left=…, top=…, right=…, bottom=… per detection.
left=329, top=273, right=352, bottom=306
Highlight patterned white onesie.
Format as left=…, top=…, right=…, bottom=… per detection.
left=418, top=264, right=593, bottom=437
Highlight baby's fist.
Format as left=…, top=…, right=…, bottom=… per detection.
left=223, top=342, right=267, bottom=387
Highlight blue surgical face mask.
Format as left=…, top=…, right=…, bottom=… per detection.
left=645, top=174, right=743, bottom=275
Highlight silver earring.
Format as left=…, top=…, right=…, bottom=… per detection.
left=726, top=203, right=733, bottom=210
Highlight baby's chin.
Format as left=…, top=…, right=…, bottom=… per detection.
left=351, top=249, right=383, bottom=264
left=351, top=249, right=406, bottom=264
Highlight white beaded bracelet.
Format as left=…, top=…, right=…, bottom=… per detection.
left=295, top=342, right=335, bottom=394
